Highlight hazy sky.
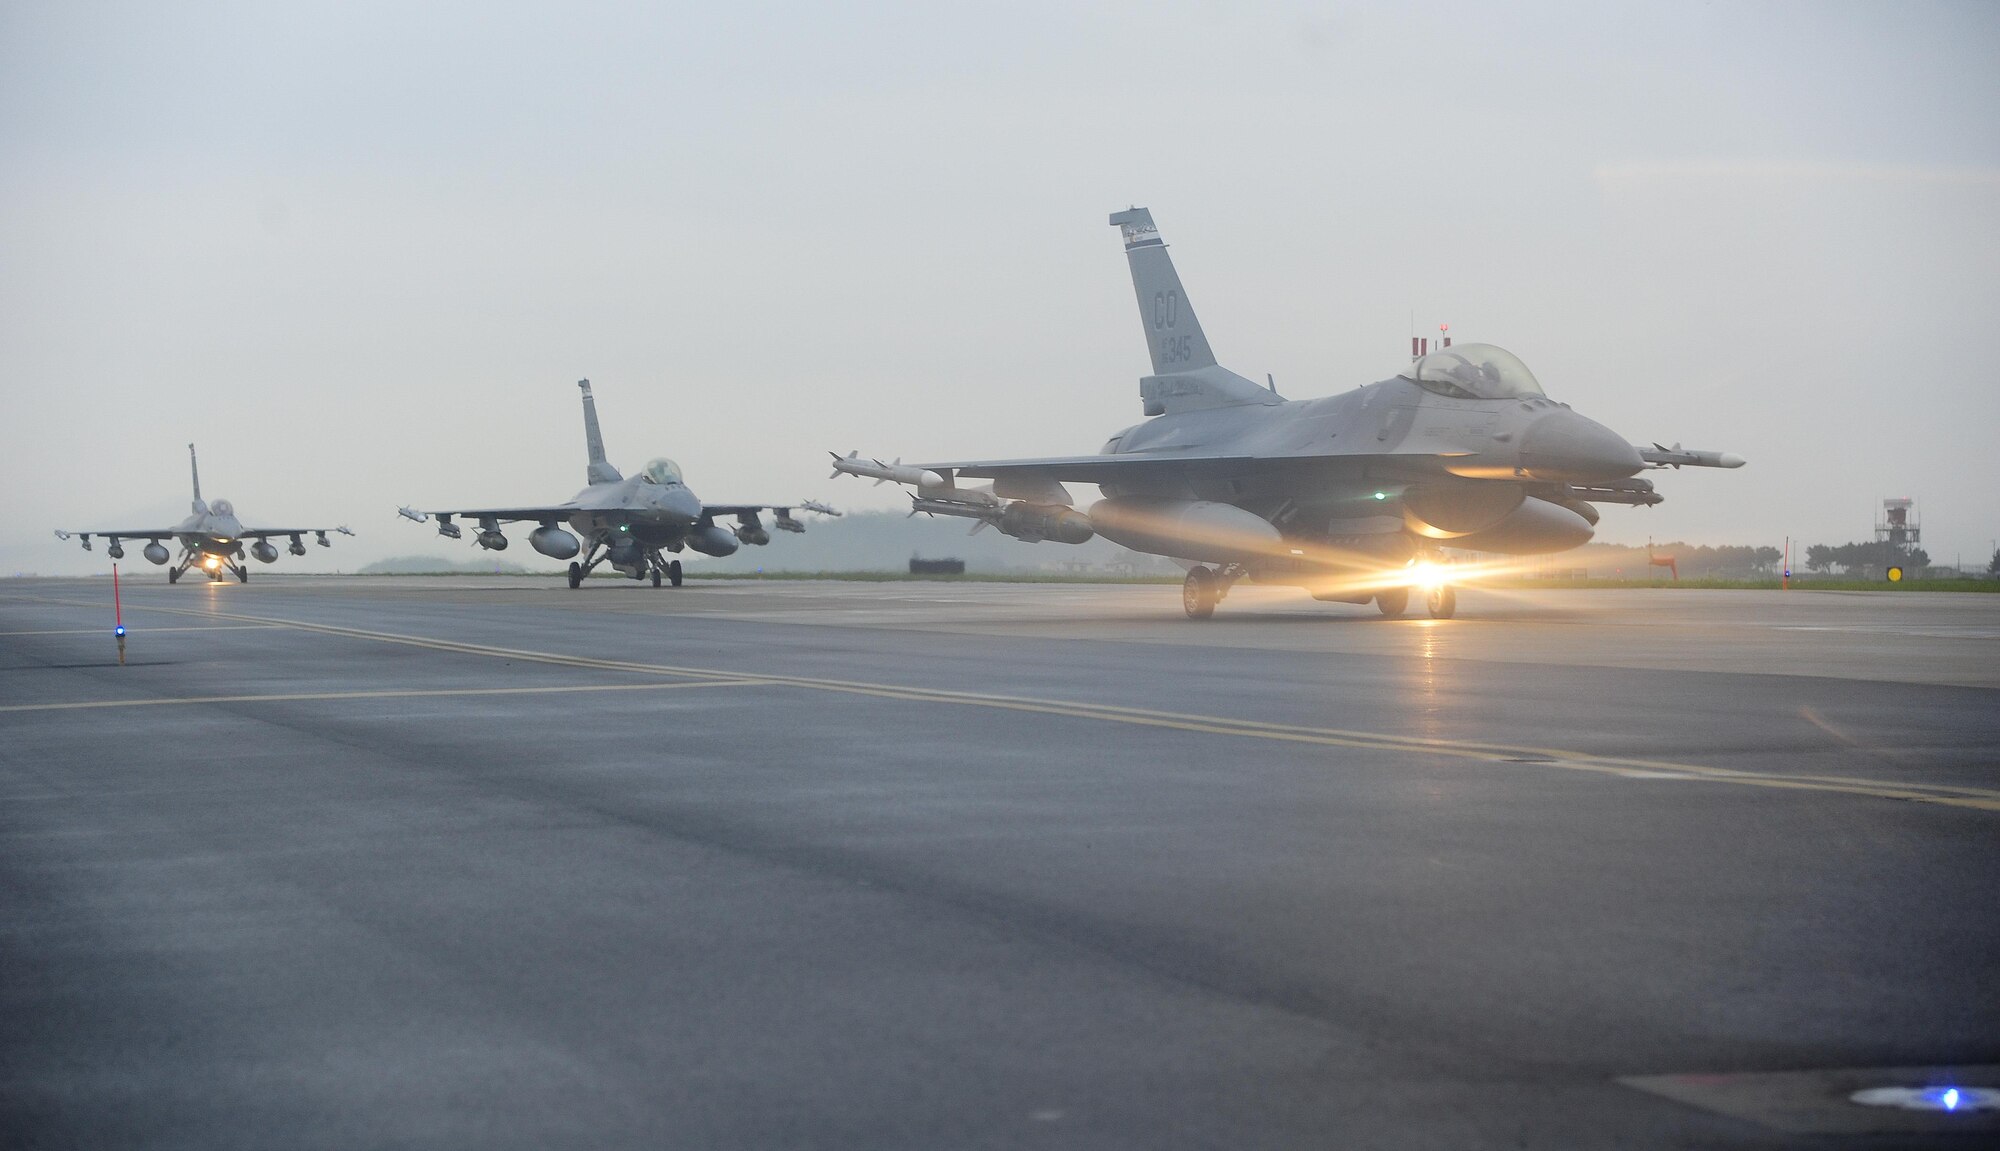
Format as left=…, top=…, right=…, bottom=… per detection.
left=5, top=1, right=1997, bottom=575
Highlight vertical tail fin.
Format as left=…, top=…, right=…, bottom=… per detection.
left=188, top=443, right=206, bottom=513
left=1108, top=207, right=1273, bottom=415
left=1109, top=207, right=1218, bottom=375
left=578, top=379, right=623, bottom=484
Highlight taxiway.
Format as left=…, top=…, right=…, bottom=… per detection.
left=3, top=577, right=1996, bottom=1148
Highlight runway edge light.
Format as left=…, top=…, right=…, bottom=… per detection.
left=113, top=563, right=126, bottom=666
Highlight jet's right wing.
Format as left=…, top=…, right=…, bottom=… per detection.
left=830, top=448, right=1330, bottom=491
left=400, top=502, right=587, bottom=544
left=408, top=502, right=582, bottom=525
left=55, top=528, right=176, bottom=548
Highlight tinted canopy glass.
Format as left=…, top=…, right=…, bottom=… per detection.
left=1401, top=343, right=1545, bottom=400
left=640, top=458, right=683, bottom=486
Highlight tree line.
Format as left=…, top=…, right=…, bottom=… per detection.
left=1802, top=540, right=1930, bottom=576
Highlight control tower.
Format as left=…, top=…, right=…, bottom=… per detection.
left=1875, top=498, right=1920, bottom=551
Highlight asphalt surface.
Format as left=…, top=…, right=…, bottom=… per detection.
left=3, top=575, right=1997, bottom=1149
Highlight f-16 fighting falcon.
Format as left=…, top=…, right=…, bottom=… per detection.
left=403, top=379, right=837, bottom=588
left=56, top=443, right=353, bottom=583
left=836, top=207, right=1742, bottom=619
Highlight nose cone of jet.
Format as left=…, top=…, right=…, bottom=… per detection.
left=664, top=486, right=703, bottom=524
left=1519, top=409, right=1644, bottom=482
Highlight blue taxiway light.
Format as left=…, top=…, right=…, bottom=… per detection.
left=114, top=626, right=126, bottom=637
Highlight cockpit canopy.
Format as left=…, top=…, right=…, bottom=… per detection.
left=1401, top=343, right=1545, bottom=400
left=208, top=498, right=234, bottom=517
left=639, top=458, right=683, bottom=486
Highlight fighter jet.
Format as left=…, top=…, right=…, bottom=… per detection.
left=56, top=444, right=353, bottom=583
left=405, top=379, right=836, bottom=588
left=835, top=207, right=1742, bottom=619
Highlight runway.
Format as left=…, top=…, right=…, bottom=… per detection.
left=3, top=576, right=1996, bottom=1148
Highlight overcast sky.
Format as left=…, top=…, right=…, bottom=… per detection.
left=4, top=1, right=1997, bottom=575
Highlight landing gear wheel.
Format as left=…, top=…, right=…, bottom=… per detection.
left=1375, top=587, right=1409, bottom=617
left=668, top=560, right=683, bottom=588
left=1426, top=584, right=1457, bottom=619
left=1182, top=566, right=1218, bottom=620
left=568, top=562, right=582, bottom=589
left=651, top=568, right=662, bottom=588
left=167, top=568, right=180, bottom=584
left=237, top=568, right=249, bottom=584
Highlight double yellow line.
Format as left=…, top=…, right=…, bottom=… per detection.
left=11, top=595, right=1999, bottom=813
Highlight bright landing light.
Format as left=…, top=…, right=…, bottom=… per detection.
left=1409, top=561, right=1449, bottom=590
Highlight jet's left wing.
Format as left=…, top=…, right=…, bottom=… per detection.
left=56, top=528, right=176, bottom=544
left=239, top=526, right=355, bottom=541
left=832, top=449, right=1327, bottom=490
left=698, top=502, right=839, bottom=538
left=699, top=502, right=837, bottom=518
left=408, top=503, right=582, bottom=525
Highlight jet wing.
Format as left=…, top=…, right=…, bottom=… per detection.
left=915, top=452, right=1299, bottom=483
left=239, top=526, right=355, bottom=540
left=418, top=504, right=582, bottom=524
left=700, top=503, right=805, bottom=518
left=55, top=528, right=176, bottom=541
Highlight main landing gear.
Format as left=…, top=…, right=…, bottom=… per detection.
left=1181, top=565, right=1244, bottom=620
left=1182, top=567, right=1217, bottom=619
left=567, top=544, right=684, bottom=589
left=1425, top=583, right=1457, bottom=620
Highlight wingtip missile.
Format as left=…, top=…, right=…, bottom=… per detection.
left=398, top=505, right=429, bottom=523
left=829, top=450, right=944, bottom=490
left=798, top=499, right=842, bottom=517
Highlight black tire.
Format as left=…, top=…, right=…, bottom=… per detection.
left=167, top=568, right=179, bottom=584
left=668, top=560, right=683, bottom=588
left=1182, top=566, right=1217, bottom=620
left=1376, top=587, right=1409, bottom=617
left=568, top=562, right=582, bottom=589
left=1426, top=584, right=1457, bottom=619
left=651, top=569, right=662, bottom=588
left=238, top=568, right=249, bottom=584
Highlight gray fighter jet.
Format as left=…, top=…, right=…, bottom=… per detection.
left=56, top=444, right=353, bottom=583
left=405, top=379, right=836, bottom=588
left=835, top=207, right=1742, bottom=619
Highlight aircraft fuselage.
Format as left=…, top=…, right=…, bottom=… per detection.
left=1094, top=375, right=1646, bottom=569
